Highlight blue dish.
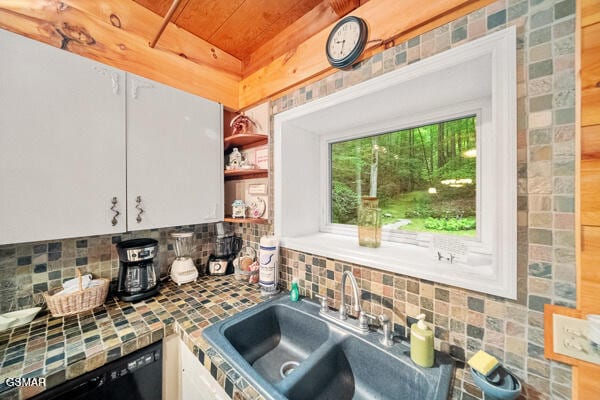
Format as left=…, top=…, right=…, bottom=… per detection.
left=470, top=366, right=521, bottom=400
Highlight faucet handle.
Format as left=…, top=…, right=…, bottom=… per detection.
left=358, top=311, right=378, bottom=333
left=314, top=294, right=329, bottom=313
left=378, top=314, right=394, bottom=347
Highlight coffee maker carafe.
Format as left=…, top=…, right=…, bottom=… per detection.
left=116, top=238, right=160, bottom=302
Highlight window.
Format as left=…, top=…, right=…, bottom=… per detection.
left=274, top=27, right=516, bottom=298
left=330, top=115, right=477, bottom=238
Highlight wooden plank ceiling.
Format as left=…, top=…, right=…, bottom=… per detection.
left=133, top=0, right=361, bottom=75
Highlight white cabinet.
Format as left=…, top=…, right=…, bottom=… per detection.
left=180, top=342, right=229, bottom=400
left=163, top=335, right=229, bottom=400
left=126, top=74, right=223, bottom=230
left=0, top=29, right=126, bottom=244
left=163, top=335, right=181, bottom=400
left=0, top=30, right=223, bottom=245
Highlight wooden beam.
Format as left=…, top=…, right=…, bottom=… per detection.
left=238, top=0, right=495, bottom=109
left=242, top=0, right=339, bottom=77
left=0, top=0, right=239, bottom=109
left=328, top=0, right=360, bottom=17
left=62, top=0, right=242, bottom=75
left=149, top=0, right=183, bottom=48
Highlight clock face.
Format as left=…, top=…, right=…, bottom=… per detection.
left=326, top=16, right=368, bottom=69
left=328, top=20, right=361, bottom=60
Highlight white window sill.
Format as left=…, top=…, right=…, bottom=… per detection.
left=281, top=233, right=506, bottom=296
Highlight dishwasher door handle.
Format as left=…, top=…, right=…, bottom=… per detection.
left=67, top=376, right=105, bottom=396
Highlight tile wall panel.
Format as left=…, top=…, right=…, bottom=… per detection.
left=251, top=1, right=575, bottom=399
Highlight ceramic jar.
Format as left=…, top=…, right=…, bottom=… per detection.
left=232, top=199, right=246, bottom=218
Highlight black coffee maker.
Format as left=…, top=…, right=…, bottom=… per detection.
left=116, top=238, right=160, bottom=302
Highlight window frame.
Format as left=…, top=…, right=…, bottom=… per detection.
left=320, top=104, right=487, bottom=253
left=274, top=27, right=517, bottom=298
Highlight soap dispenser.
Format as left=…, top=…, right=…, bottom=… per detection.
left=290, top=278, right=300, bottom=302
left=410, top=314, right=434, bottom=367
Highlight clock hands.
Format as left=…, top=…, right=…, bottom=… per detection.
left=335, top=39, right=346, bottom=57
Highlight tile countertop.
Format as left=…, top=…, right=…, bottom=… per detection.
left=0, top=276, right=267, bottom=400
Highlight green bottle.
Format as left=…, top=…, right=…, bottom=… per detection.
left=410, top=314, right=434, bottom=368
left=290, top=278, right=299, bottom=302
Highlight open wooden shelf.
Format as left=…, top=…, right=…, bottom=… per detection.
left=224, top=168, right=268, bottom=180
left=223, top=217, right=269, bottom=224
left=223, top=106, right=270, bottom=226
left=224, top=133, right=268, bottom=150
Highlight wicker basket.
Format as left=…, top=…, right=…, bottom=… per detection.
left=43, top=269, right=109, bottom=317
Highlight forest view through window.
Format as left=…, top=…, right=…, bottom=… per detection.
left=331, top=115, right=477, bottom=237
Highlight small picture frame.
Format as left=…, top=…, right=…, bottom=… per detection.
left=255, top=147, right=269, bottom=169
left=248, top=183, right=268, bottom=195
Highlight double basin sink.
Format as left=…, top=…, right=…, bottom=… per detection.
left=203, top=295, right=453, bottom=400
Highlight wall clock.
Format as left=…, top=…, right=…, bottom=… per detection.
left=325, top=16, right=368, bottom=69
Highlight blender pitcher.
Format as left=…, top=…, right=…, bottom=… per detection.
left=170, top=231, right=198, bottom=285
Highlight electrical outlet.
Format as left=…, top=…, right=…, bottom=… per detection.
left=553, top=314, right=600, bottom=364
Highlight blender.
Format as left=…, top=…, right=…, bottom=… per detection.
left=206, top=222, right=242, bottom=275
left=170, top=231, right=198, bottom=285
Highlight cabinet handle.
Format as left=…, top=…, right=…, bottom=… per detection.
left=110, top=197, right=120, bottom=226
left=135, top=195, right=144, bottom=223
left=130, top=79, right=154, bottom=99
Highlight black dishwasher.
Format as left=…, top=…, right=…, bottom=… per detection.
left=33, top=340, right=162, bottom=400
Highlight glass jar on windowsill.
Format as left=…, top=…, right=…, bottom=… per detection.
left=358, top=196, right=381, bottom=248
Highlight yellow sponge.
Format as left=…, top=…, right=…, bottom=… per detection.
left=468, top=350, right=499, bottom=376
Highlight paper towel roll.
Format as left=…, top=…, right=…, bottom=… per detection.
left=259, top=236, right=279, bottom=292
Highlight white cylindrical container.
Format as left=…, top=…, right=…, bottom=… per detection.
left=259, top=236, right=279, bottom=296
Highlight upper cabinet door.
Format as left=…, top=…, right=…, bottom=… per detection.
left=0, top=30, right=126, bottom=245
left=126, top=74, right=223, bottom=230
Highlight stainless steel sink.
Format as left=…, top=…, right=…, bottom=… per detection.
left=203, top=295, right=453, bottom=400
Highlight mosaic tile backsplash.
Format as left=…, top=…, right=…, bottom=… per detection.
left=0, top=224, right=218, bottom=313
left=0, top=0, right=576, bottom=399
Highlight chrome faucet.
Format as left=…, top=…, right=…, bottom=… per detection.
left=314, top=271, right=394, bottom=345
left=339, top=270, right=362, bottom=320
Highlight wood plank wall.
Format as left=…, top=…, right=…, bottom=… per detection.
left=238, top=0, right=495, bottom=109
left=575, top=0, right=600, bottom=397
left=579, top=0, right=600, bottom=318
